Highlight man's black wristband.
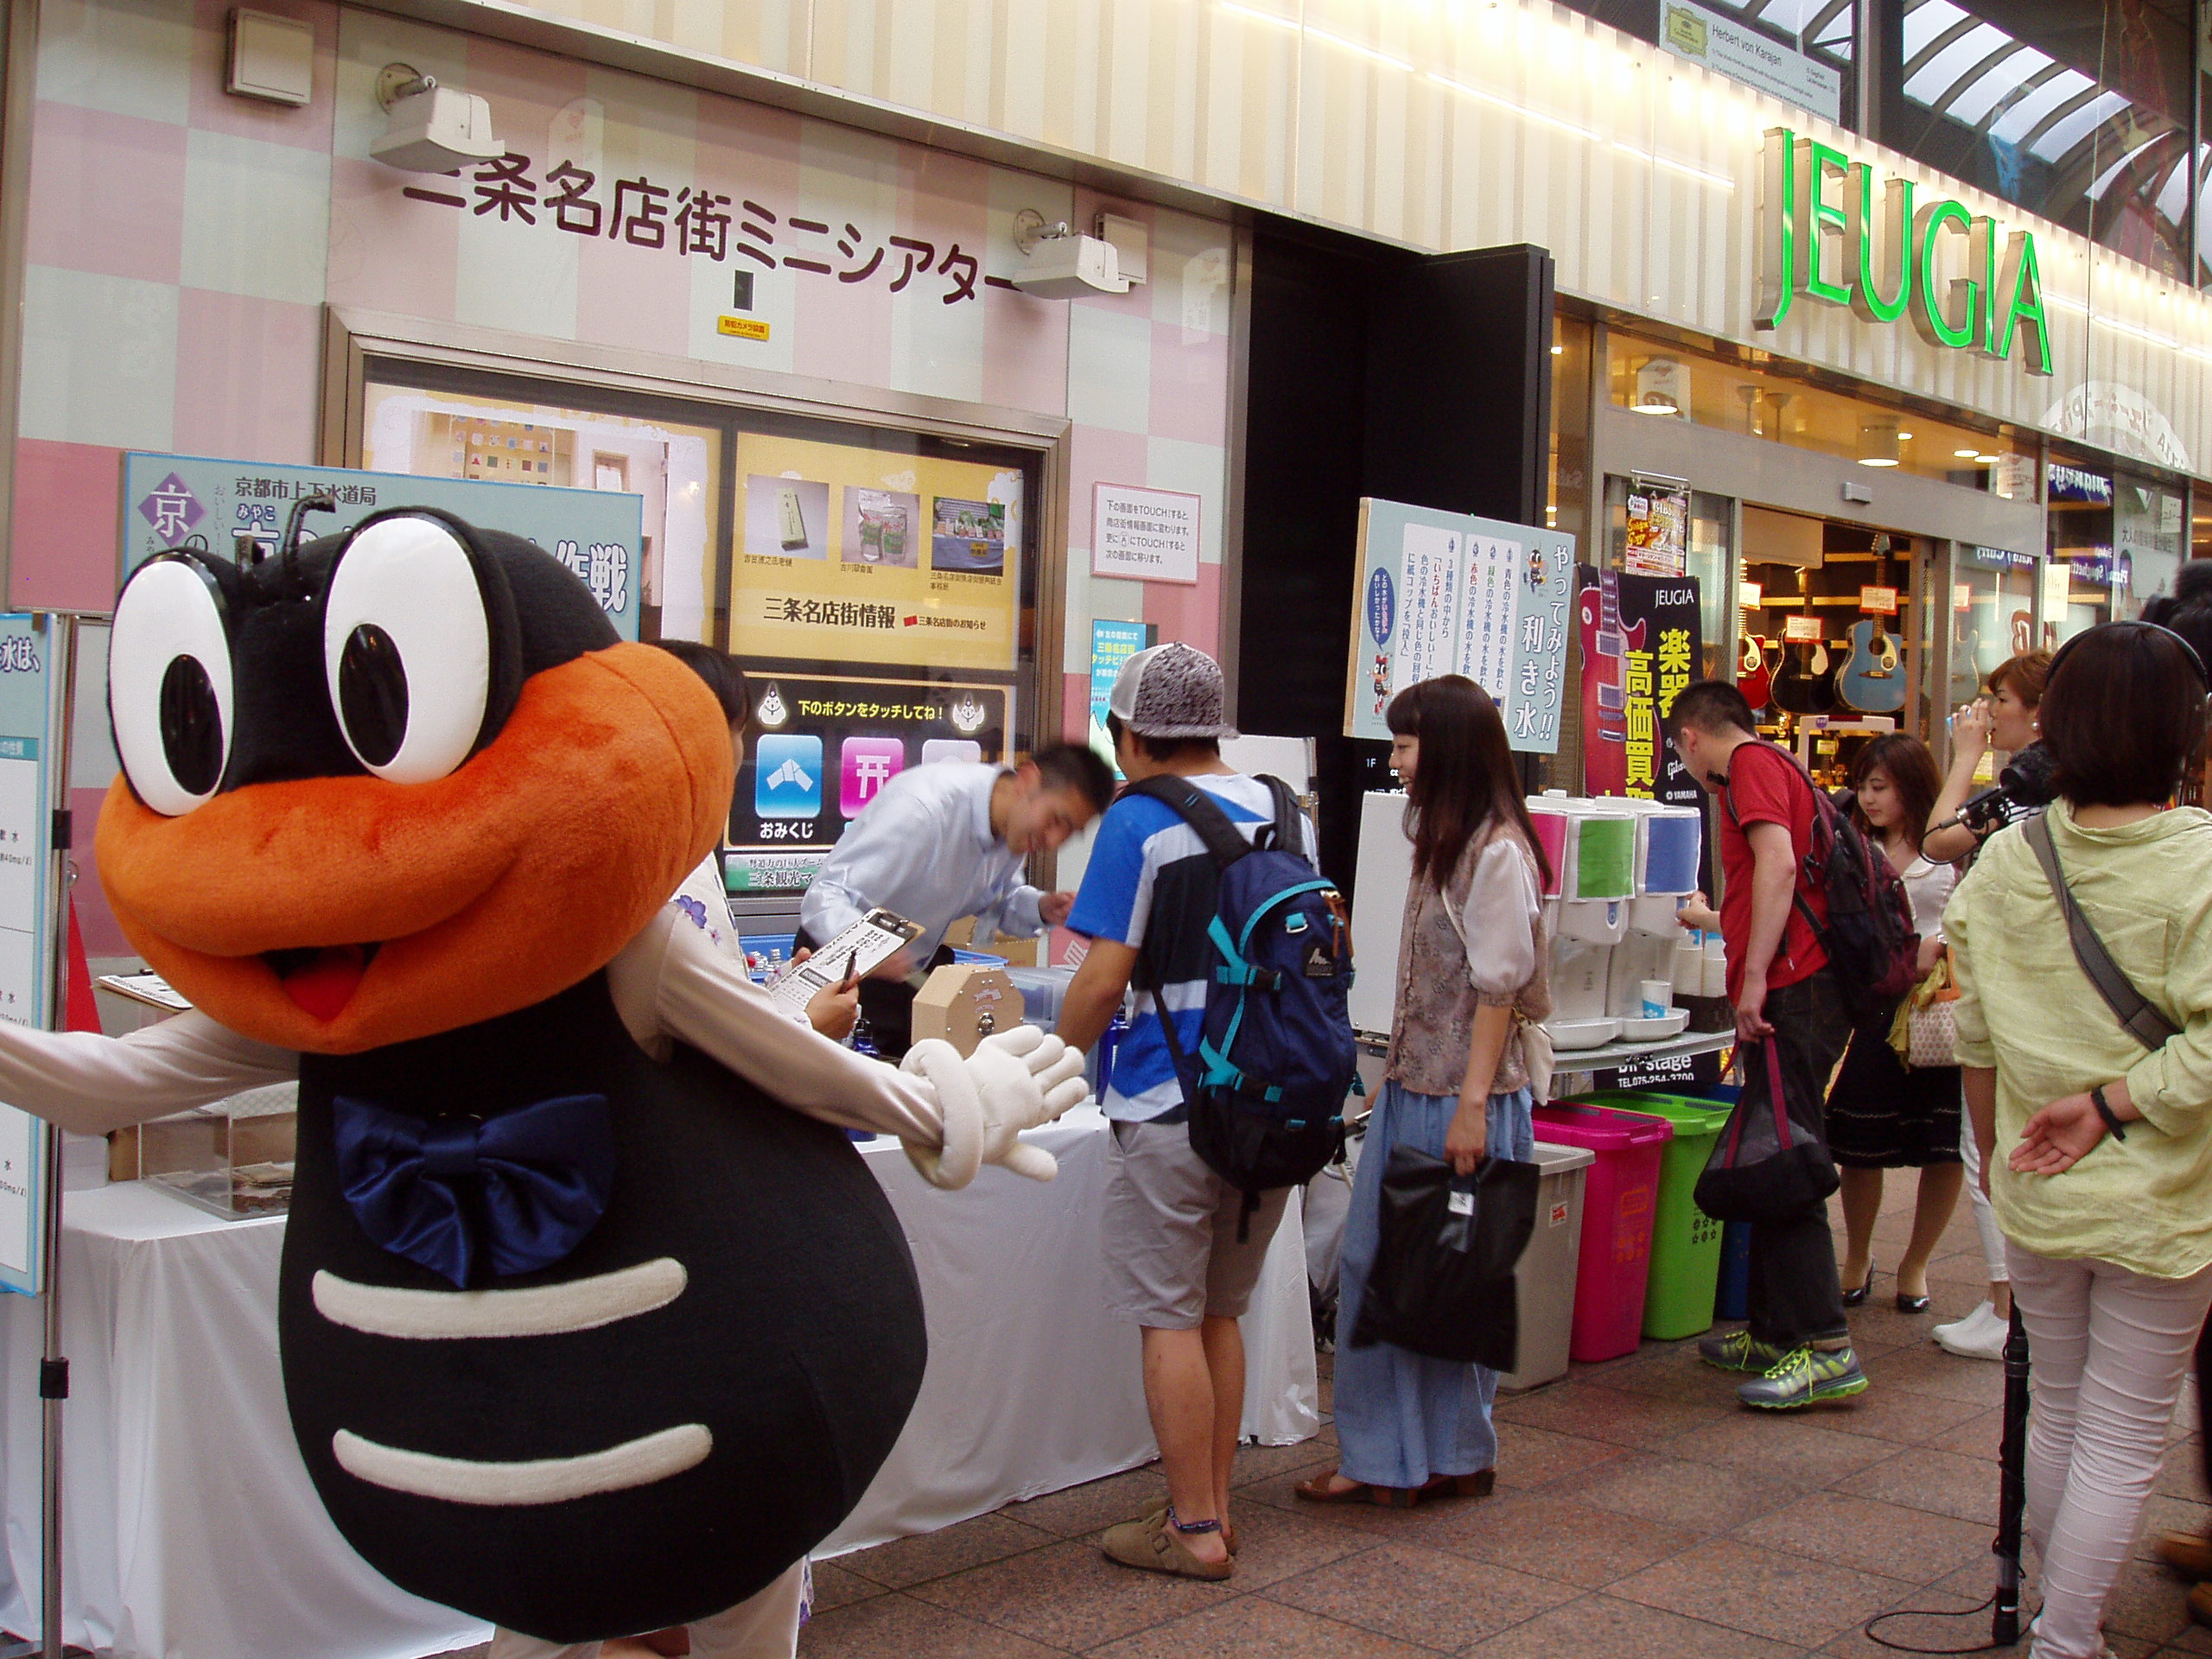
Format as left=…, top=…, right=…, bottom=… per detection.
left=2091, top=1084, right=2127, bottom=1142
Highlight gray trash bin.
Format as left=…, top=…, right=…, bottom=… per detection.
left=1498, top=1141, right=1595, bottom=1392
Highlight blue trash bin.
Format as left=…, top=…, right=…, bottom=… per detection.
left=1679, top=1083, right=1750, bottom=1322
left=1715, top=1222, right=1752, bottom=1320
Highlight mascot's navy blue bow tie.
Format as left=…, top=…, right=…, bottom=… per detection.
left=332, top=1095, right=615, bottom=1287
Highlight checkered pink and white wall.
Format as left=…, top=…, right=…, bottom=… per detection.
left=14, top=0, right=1235, bottom=950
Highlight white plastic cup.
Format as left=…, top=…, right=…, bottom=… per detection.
left=1639, top=979, right=1671, bottom=1020
left=1702, top=936, right=1728, bottom=999
left=1672, top=936, right=1703, bottom=995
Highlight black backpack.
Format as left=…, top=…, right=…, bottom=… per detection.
left=1724, top=745, right=1919, bottom=1023
left=1128, top=774, right=1357, bottom=1239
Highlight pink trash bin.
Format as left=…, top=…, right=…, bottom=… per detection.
left=1533, top=1103, right=1672, bottom=1363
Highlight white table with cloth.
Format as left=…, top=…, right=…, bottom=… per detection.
left=0, top=1106, right=1317, bottom=1659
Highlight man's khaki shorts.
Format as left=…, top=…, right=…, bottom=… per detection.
left=1101, top=1117, right=1291, bottom=1330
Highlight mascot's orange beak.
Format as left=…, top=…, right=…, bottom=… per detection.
left=95, top=643, right=733, bottom=1054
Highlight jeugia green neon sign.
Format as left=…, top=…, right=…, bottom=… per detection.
left=1755, top=127, right=2052, bottom=375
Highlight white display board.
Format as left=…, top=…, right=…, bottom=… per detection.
left=1217, top=734, right=1313, bottom=794
left=0, top=617, right=58, bottom=1296
left=1349, top=791, right=1415, bottom=1038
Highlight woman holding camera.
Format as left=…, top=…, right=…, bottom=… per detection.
left=1948, top=622, right=2212, bottom=1659
left=1925, top=648, right=2051, bottom=865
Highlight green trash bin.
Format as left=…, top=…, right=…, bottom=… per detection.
left=1560, top=1090, right=1734, bottom=1340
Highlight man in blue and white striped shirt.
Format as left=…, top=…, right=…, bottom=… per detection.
left=1058, top=643, right=1313, bottom=1586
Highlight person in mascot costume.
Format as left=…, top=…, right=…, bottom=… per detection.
left=0, top=508, right=1090, bottom=1657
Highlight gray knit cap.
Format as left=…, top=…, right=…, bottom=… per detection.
left=1108, top=642, right=1236, bottom=739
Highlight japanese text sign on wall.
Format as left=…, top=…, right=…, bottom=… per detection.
left=1091, top=485, right=1201, bottom=585
left=1346, top=499, right=1575, bottom=753
left=728, top=433, right=1022, bottom=675
left=1575, top=567, right=1705, bottom=810
left=400, top=150, right=1014, bottom=310
left=122, top=454, right=645, bottom=638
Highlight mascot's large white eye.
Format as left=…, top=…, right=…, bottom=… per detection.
left=323, top=518, right=491, bottom=785
left=111, top=558, right=233, bottom=817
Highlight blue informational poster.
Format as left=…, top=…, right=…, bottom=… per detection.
left=120, top=454, right=646, bottom=639
left=1088, top=619, right=1154, bottom=775
left=1345, top=498, right=1575, bottom=753
left=0, top=615, right=61, bottom=1297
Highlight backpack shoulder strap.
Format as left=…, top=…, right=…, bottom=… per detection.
left=2023, top=811, right=2180, bottom=1052
left=1126, top=774, right=1253, bottom=871
left=1257, top=774, right=1311, bottom=865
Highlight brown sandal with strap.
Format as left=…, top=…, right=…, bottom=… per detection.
left=1294, top=1470, right=1424, bottom=1508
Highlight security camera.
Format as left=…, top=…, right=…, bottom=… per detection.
left=370, top=71, right=505, bottom=173
left=1012, top=226, right=1131, bottom=300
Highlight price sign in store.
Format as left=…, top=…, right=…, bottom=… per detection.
left=1783, top=615, right=1823, bottom=643
left=1859, top=585, right=1898, bottom=616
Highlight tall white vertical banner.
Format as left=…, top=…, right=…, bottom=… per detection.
left=0, top=616, right=57, bottom=1294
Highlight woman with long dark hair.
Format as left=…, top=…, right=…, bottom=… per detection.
left=1295, top=676, right=1553, bottom=1508
left=1827, top=733, right=1962, bottom=1316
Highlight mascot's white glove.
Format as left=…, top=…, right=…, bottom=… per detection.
left=899, top=1026, right=1091, bottom=1189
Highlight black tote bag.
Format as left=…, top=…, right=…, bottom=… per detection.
left=1694, top=1037, right=1840, bottom=1224
left=1350, top=1146, right=1540, bottom=1369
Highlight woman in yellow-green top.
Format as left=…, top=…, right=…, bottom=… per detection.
left=1948, top=621, right=2212, bottom=1659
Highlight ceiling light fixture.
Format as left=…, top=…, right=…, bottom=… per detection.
left=1857, top=422, right=1901, bottom=467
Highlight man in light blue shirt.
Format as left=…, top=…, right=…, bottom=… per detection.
left=798, top=745, right=1113, bottom=1056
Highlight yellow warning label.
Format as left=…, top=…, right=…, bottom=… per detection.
left=718, top=315, right=771, bottom=341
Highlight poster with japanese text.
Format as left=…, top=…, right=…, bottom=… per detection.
left=1575, top=565, right=1705, bottom=820
left=1624, top=482, right=1689, bottom=577
left=1089, top=619, right=1154, bottom=775
left=121, top=455, right=645, bottom=639
left=724, top=672, right=1010, bottom=894
left=730, top=435, right=1021, bottom=674
left=1345, top=499, right=1574, bottom=753
left=0, top=616, right=56, bottom=1297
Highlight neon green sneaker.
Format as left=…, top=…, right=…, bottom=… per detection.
left=1738, top=1344, right=1869, bottom=1409
left=1697, top=1328, right=1788, bottom=1373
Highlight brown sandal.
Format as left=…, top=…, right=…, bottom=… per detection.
left=1141, top=1499, right=1237, bottom=1554
left=1294, top=1471, right=1423, bottom=1508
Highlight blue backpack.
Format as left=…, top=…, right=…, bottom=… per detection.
left=1129, top=774, right=1359, bottom=1237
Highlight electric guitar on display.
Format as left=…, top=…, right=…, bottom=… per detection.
left=1578, top=567, right=1647, bottom=797
left=1838, top=535, right=1907, bottom=714
left=1737, top=632, right=1776, bottom=712
left=1770, top=569, right=1837, bottom=715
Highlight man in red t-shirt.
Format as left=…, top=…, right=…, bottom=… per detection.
left=1669, top=680, right=1864, bottom=1410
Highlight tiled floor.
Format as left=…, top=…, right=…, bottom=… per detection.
left=440, top=1181, right=2212, bottom=1657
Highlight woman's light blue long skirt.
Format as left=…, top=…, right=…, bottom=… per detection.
left=1333, top=1078, right=1535, bottom=1489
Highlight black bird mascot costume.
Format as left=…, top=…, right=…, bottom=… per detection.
left=0, top=508, right=1088, bottom=1658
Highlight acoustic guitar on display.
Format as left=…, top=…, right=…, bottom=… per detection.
left=1838, top=535, right=1906, bottom=715
left=1770, top=572, right=1837, bottom=715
